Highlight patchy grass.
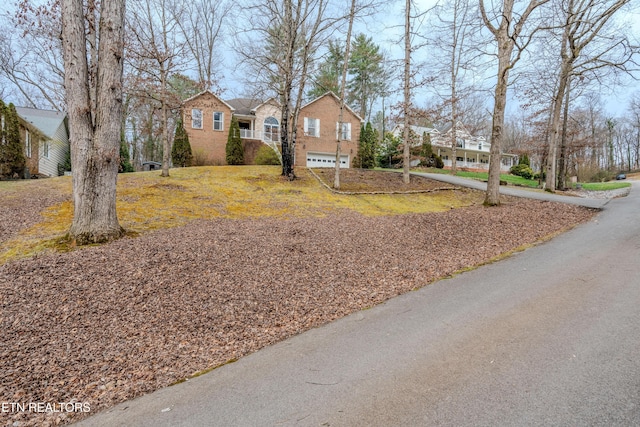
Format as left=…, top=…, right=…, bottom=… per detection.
left=579, top=181, right=631, bottom=191
left=417, top=168, right=540, bottom=188
left=1, top=166, right=483, bottom=264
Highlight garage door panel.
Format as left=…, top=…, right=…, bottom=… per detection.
left=306, top=152, right=349, bottom=168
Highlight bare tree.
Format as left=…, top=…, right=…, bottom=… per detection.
left=480, top=0, right=549, bottom=205
left=61, top=0, right=126, bottom=244
left=430, top=0, right=482, bottom=175
left=544, top=0, right=634, bottom=191
left=333, top=0, right=356, bottom=190
left=127, top=0, right=187, bottom=177
left=175, top=0, right=231, bottom=91
left=402, top=0, right=412, bottom=184
left=0, top=1, right=65, bottom=109
left=236, top=0, right=337, bottom=178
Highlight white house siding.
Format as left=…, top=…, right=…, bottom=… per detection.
left=39, top=122, right=69, bottom=177
left=16, top=107, right=69, bottom=177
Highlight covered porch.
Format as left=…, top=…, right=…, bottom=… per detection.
left=435, top=147, right=516, bottom=172
left=235, top=116, right=280, bottom=143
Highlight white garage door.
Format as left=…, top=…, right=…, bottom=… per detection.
left=306, top=152, right=349, bottom=168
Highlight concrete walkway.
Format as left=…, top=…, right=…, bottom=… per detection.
left=413, top=172, right=621, bottom=209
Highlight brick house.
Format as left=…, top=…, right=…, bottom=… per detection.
left=182, top=91, right=282, bottom=165
left=294, top=92, right=363, bottom=168
left=182, top=90, right=234, bottom=165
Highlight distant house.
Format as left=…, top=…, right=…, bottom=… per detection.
left=294, top=92, right=363, bottom=168
left=392, top=122, right=517, bottom=172
left=16, top=107, right=69, bottom=177
left=182, top=91, right=282, bottom=165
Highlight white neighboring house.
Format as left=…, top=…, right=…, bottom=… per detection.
left=16, top=107, right=69, bottom=177
left=392, top=122, right=517, bottom=172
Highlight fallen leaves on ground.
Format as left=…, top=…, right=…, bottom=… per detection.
left=0, top=197, right=597, bottom=426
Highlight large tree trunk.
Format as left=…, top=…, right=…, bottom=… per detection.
left=481, top=0, right=545, bottom=206
left=62, top=0, right=125, bottom=245
left=484, top=37, right=511, bottom=206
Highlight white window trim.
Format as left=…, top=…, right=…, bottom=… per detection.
left=213, top=112, right=224, bottom=131
left=43, top=141, right=50, bottom=159
left=25, top=130, right=31, bottom=158
left=336, top=122, right=351, bottom=140
left=304, top=117, right=320, bottom=137
left=191, top=109, right=203, bottom=129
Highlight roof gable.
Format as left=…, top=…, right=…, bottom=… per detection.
left=183, top=90, right=235, bottom=111
left=301, top=92, right=363, bottom=122
left=15, top=107, right=67, bottom=140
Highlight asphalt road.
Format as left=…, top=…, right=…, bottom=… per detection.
left=77, top=180, right=640, bottom=426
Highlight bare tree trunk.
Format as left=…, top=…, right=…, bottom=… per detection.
left=545, top=33, right=571, bottom=192
left=280, top=0, right=295, bottom=178
left=484, top=50, right=509, bottom=205
left=333, top=0, right=356, bottom=190
left=480, top=0, right=547, bottom=206
left=557, top=77, right=571, bottom=190
left=160, top=95, right=170, bottom=176
left=62, top=0, right=125, bottom=244
left=402, top=0, right=411, bottom=184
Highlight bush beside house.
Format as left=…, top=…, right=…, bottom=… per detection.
left=0, top=101, right=26, bottom=178
left=171, top=118, right=193, bottom=167
left=226, top=117, right=244, bottom=165
left=254, top=145, right=281, bottom=165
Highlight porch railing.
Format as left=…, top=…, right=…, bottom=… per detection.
left=239, top=129, right=280, bottom=142
left=443, top=159, right=511, bottom=172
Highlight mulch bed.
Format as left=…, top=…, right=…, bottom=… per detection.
left=0, top=192, right=597, bottom=426
left=311, top=168, right=456, bottom=192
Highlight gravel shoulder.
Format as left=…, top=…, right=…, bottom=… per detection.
left=0, top=172, right=599, bottom=426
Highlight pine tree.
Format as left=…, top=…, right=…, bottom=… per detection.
left=518, top=153, right=530, bottom=166
left=353, top=123, right=366, bottom=168
left=171, top=118, right=193, bottom=167
left=0, top=102, right=26, bottom=178
left=420, top=132, right=433, bottom=160
left=419, top=132, right=444, bottom=168
left=119, top=140, right=134, bottom=172
left=361, top=122, right=376, bottom=169
left=226, top=116, right=244, bottom=165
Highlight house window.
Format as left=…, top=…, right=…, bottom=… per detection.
left=43, top=141, right=49, bottom=159
left=264, top=116, right=279, bottom=142
left=25, top=130, right=31, bottom=158
left=192, top=109, right=203, bottom=129
left=336, top=122, right=351, bottom=140
left=213, top=112, right=224, bottom=131
left=456, top=138, right=465, bottom=149
left=304, top=117, right=320, bottom=137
